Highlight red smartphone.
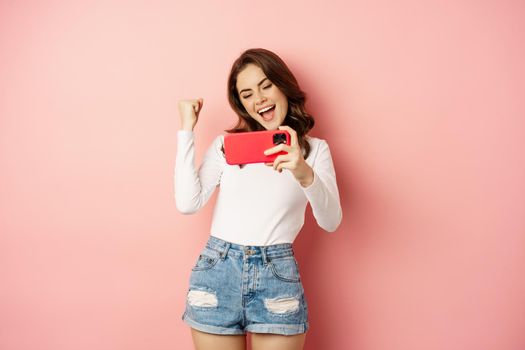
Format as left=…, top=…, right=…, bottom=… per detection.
left=223, top=130, right=291, bottom=165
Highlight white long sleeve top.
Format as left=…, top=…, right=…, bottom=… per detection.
left=174, top=130, right=342, bottom=246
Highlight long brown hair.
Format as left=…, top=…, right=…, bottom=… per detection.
left=224, top=48, right=315, bottom=160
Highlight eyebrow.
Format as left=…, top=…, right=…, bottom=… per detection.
left=239, top=77, right=269, bottom=94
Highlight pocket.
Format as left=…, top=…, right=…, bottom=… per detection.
left=269, top=256, right=301, bottom=282
left=191, top=247, right=220, bottom=271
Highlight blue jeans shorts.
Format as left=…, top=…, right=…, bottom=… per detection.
left=182, top=235, right=309, bottom=335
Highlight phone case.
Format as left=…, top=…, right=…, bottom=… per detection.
left=223, top=130, right=291, bottom=165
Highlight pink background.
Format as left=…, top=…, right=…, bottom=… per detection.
left=1, top=1, right=525, bottom=349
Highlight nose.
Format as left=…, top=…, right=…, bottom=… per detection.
left=255, top=92, right=267, bottom=106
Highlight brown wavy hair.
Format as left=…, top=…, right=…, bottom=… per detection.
left=223, top=48, right=315, bottom=160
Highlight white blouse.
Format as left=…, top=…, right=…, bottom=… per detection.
left=174, top=130, right=342, bottom=246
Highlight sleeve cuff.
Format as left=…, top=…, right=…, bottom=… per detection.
left=301, top=170, right=320, bottom=192
left=177, top=130, right=194, bottom=137
left=177, top=130, right=194, bottom=144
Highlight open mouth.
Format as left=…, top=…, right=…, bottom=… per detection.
left=257, top=105, right=276, bottom=121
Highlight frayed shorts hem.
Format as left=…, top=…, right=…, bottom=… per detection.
left=182, top=313, right=245, bottom=335
left=182, top=313, right=309, bottom=336
left=246, top=322, right=309, bottom=335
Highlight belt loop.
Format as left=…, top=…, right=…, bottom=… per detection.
left=261, top=246, right=269, bottom=265
left=220, top=242, right=230, bottom=260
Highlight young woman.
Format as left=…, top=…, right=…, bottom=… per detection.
left=175, top=48, right=342, bottom=350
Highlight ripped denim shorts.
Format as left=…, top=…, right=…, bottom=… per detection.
left=182, top=235, right=309, bottom=335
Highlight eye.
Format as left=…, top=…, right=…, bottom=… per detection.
left=263, top=84, right=272, bottom=89
left=242, top=94, right=252, bottom=99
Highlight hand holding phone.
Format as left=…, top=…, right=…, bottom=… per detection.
left=224, top=130, right=291, bottom=165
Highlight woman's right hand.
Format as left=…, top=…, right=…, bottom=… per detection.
left=178, top=98, right=203, bottom=131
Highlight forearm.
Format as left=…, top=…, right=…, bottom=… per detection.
left=303, top=170, right=342, bottom=232
left=174, top=131, right=203, bottom=214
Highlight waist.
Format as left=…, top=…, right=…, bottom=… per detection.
left=206, top=235, right=295, bottom=260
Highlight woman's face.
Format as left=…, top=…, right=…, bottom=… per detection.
left=236, top=63, right=288, bottom=130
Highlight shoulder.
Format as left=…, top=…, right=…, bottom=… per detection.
left=304, top=135, right=331, bottom=163
left=207, top=133, right=225, bottom=149
left=305, top=135, right=330, bottom=153
left=203, top=134, right=226, bottom=159
left=305, top=135, right=327, bottom=147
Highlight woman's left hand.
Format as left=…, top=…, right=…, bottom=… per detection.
left=264, top=126, right=314, bottom=188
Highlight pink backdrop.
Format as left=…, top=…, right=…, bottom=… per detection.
left=1, top=1, right=525, bottom=349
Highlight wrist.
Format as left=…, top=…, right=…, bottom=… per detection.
left=180, top=125, right=194, bottom=132
left=296, top=165, right=314, bottom=188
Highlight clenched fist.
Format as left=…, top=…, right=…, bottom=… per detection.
left=178, top=98, right=203, bottom=131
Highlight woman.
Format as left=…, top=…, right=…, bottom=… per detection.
left=175, top=48, right=342, bottom=350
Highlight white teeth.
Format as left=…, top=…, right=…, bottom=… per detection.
left=257, top=105, right=275, bottom=114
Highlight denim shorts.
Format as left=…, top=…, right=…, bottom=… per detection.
left=182, top=235, right=309, bottom=335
